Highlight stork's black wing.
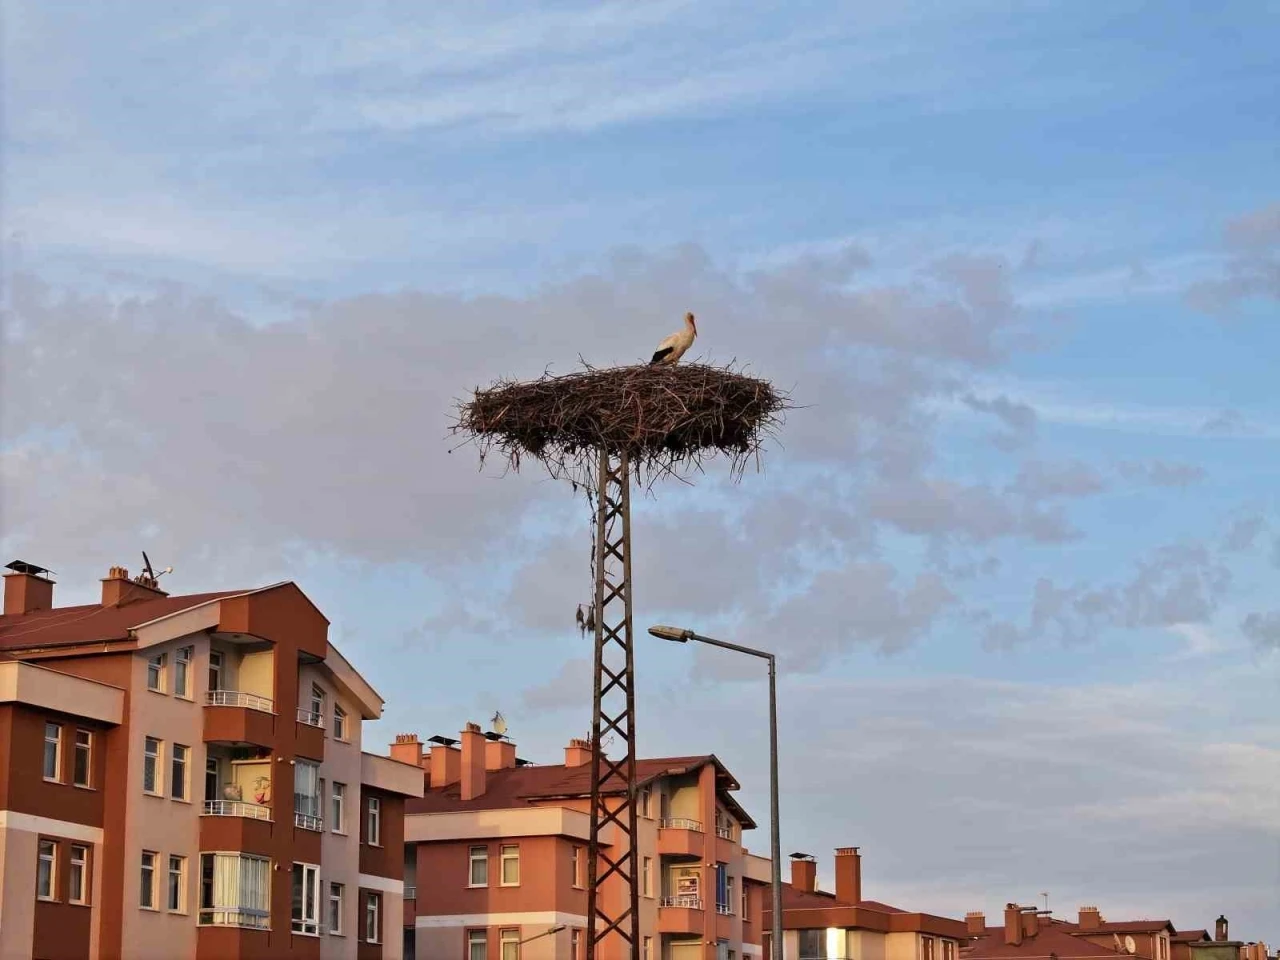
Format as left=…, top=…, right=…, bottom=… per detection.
left=650, top=347, right=674, bottom=364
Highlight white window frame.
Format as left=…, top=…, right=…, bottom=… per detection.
left=73, top=728, right=92, bottom=787
left=643, top=856, right=653, bottom=897
left=43, top=721, right=62, bottom=782
left=171, top=743, right=190, bottom=801
left=208, top=650, right=224, bottom=691
left=140, top=850, right=158, bottom=910
left=331, top=782, right=346, bottom=834
left=572, top=929, right=582, bottom=960
left=147, top=653, right=166, bottom=693
left=364, top=891, right=381, bottom=944
left=291, top=862, right=321, bottom=935
left=640, top=786, right=651, bottom=817
left=168, top=855, right=187, bottom=913
left=293, top=759, right=322, bottom=829
left=572, top=845, right=583, bottom=888
left=198, top=852, right=271, bottom=929
left=310, top=683, right=325, bottom=718
left=500, top=927, right=519, bottom=960
left=500, top=843, right=520, bottom=886
left=332, top=703, right=348, bottom=741
left=468, top=845, right=488, bottom=887
left=366, top=796, right=381, bottom=846
left=69, top=844, right=88, bottom=905
left=469, top=929, right=488, bottom=960
left=143, top=737, right=162, bottom=795
left=174, top=646, right=193, bottom=699
left=328, top=881, right=344, bottom=935
left=37, top=839, right=57, bottom=900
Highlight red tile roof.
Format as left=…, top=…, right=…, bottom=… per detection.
left=965, top=922, right=1128, bottom=959
left=1173, top=932, right=1210, bottom=944
left=1085, top=922, right=1177, bottom=935
left=766, top=881, right=964, bottom=936
left=0, top=590, right=245, bottom=651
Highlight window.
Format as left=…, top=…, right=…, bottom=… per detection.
left=571, top=845, right=583, bottom=888
left=208, top=650, right=224, bottom=691
left=310, top=683, right=324, bottom=718
left=500, top=844, right=519, bottom=885
left=143, top=737, right=162, bottom=794
left=715, top=862, right=729, bottom=913
left=168, top=855, right=187, bottom=912
left=333, top=703, right=348, bottom=741
left=147, top=653, right=166, bottom=692
left=140, top=850, right=158, bottom=909
left=174, top=646, right=193, bottom=698
left=500, top=928, right=519, bottom=960
left=205, top=757, right=219, bottom=803
left=642, top=936, right=652, bottom=960
left=643, top=857, right=653, bottom=897
left=727, top=874, right=735, bottom=914
left=366, top=796, right=381, bottom=846
left=639, top=786, right=651, bottom=817
left=43, top=722, right=62, bottom=781
left=923, top=937, right=936, bottom=960
left=943, top=942, right=956, bottom=960
left=328, top=882, right=344, bottom=935
left=37, top=839, right=57, bottom=899
left=364, top=891, right=381, bottom=943
left=291, top=862, right=321, bottom=935
left=742, top=885, right=749, bottom=918
left=798, top=931, right=824, bottom=958
left=69, top=844, right=88, bottom=904
left=468, top=845, right=488, bottom=886
left=573, top=929, right=583, bottom=959
left=294, top=759, right=321, bottom=829
left=199, top=853, right=271, bottom=928
left=331, top=782, right=346, bottom=833
left=73, top=729, right=92, bottom=787
left=468, top=930, right=488, bottom=960
left=171, top=743, right=189, bottom=801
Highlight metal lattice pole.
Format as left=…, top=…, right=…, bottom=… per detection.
left=586, top=448, right=640, bottom=960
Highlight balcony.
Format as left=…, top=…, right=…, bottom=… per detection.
left=204, top=691, right=275, bottom=747
left=294, top=709, right=325, bottom=759
left=661, top=895, right=703, bottom=909
left=204, top=799, right=271, bottom=821
left=199, top=909, right=270, bottom=930
left=657, top=817, right=705, bottom=858
left=293, top=811, right=323, bottom=832
left=296, top=708, right=323, bottom=727
left=716, top=903, right=733, bottom=916
left=658, top=896, right=704, bottom=935
left=716, top=825, right=734, bottom=840
left=404, top=886, right=416, bottom=900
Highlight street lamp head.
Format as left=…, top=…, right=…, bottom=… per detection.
left=548, top=925, right=566, bottom=934
left=648, top=624, right=694, bottom=643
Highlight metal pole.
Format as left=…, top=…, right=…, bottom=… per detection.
left=769, top=654, right=783, bottom=960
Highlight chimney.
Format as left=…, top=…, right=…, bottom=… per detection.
left=565, top=738, right=593, bottom=768
left=3, top=561, right=54, bottom=615
left=459, top=722, right=487, bottom=801
left=791, top=855, right=817, bottom=894
left=485, top=737, right=517, bottom=771
left=1021, top=908, right=1039, bottom=939
left=1005, top=905, right=1024, bottom=947
left=834, top=847, right=862, bottom=904
left=429, top=742, right=461, bottom=787
left=1079, top=907, right=1102, bottom=931
left=967, top=912, right=987, bottom=936
left=101, top=566, right=168, bottom=608
left=1216, top=917, right=1229, bottom=943
left=390, top=733, right=424, bottom=768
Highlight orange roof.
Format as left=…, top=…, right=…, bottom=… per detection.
left=965, top=922, right=1128, bottom=959
left=1085, top=922, right=1177, bottom=935
left=0, top=590, right=245, bottom=651
left=765, top=881, right=965, bottom=936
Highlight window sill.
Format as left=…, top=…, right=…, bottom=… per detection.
left=146, top=688, right=166, bottom=696
left=68, top=901, right=90, bottom=908
left=292, top=930, right=321, bottom=938
left=466, top=883, right=488, bottom=889
left=140, top=905, right=160, bottom=912
left=143, top=791, right=164, bottom=799
left=175, top=695, right=194, bottom=703
left=367, top=842, right=382, bottom=849
left=499, top=883, right=520, bottom=888
left=37, top=896, right=58, bottom=903
left=171, top=797, right=192, bottom=804
left=73, top=784, right=96, bottom=792
left=42, top=777, right=62, bottom=785
left=330, top=932, right=346, bottom=938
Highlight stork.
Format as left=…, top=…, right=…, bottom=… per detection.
left=649, top=312, right=697, bottom=365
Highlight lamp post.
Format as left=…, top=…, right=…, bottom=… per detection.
left=648, top=625, right=784, bottom=960
left=518, top=923, right=567, bottom=946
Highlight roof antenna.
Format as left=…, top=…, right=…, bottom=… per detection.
left=139, top=551, right=173, bottom=587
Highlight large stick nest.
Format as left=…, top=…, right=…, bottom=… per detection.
left=452, top=362, right=790, bottom=486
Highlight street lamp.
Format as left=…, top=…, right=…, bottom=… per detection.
left=518, top=923, right=566, bottom=946
left=648, top=625, right=784, bottom=960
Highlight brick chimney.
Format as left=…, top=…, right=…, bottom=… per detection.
left=1005, top=905, right=1024, bottom=947
left=429, top=741, right=461, bottom=788
left=459, top=722, right=487, bottom=801
left=967, top=912, right=987, bottom=936
left=390, top=733, right=424, bottom=768
left=791, top=855, right=817, bottom=894
left=1021, top=908, right=1039, bottom=939
left=3, top=562, right=54, bottom=615
left=485, top=737, right=517, bottom=771
left=834, top=847, right=862, bottom=904
left=1079, top=907, right=1102, bottom=931
left=565, top=738, right=593, bottom=768
left=101, top=566, right=168, bottom=608
left=1215, top=917, right=1228, bottom=943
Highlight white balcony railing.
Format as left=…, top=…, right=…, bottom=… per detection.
left=294, top=811, right=323, bottom=831
left=658, top=817, right=703, bottom=832
left=199, top=909, right=270, bottom=930
left=203, top=799, right=272, bottom=821
left=660, top=895, right=703, bottom=910
left=405, top=886, right=417, bottom=900
left=296, top=708, right=324, bottom=727
left=716, top=903, right=734, bottom=915
left=716, top=825, right=733, bottom=840
left=205, top=690, right=274, bottom=713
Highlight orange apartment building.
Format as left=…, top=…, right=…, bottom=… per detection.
left=0, top=560, right=423, bottom=960
left=764, top=848, right=966, bottom=960
left=390, top=726, right=773, bottom=960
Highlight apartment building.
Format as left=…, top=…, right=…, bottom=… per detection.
left=0, top=560, right=422, bottom=960
left=763, top=848, right=966, bottom=960
left=392, top=725, right=772, bottom=960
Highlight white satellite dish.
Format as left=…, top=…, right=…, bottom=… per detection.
left=1125, top=937, right=1137, bottom=955
left=491, top=712, right=507, bottom=737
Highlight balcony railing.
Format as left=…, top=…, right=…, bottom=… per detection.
left=203, top=799, right=271, bottom=821
left=206, top=690, right=274, bottom=713
left=199, top=909, right=270, bottom=930
left=405, top=886, right=417, bottom=900
left=716, top=903, right=734, bottom=916
left=296, top=708, right=324, bottom=727
left=716, top=825, right=733, bottom=840
left=658, top=817, right=703, bottom=832
left=294, top=811, right=323, bottom=831
left=660, top=895, right=703, bottom=910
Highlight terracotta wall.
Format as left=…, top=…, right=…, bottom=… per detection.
left=0, top=703, right=109, bottom=825
left=359, top=790, right=404, bottom=879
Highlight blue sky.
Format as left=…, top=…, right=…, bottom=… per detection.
left=3, top=0, right=1278, bottom=939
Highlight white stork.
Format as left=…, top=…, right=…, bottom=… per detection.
left=649, top=312, right=697, bottom=365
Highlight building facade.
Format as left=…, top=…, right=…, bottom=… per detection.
left=393, top=726, right=771, bottom=960
left=0, top=561, right=422, bottom=960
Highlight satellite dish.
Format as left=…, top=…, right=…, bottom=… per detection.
left=491, top=712, right=507, bottom=737
left=1115, top=936, right=1125, bottom=952
left=1126, top=937, right=1137, bottom=955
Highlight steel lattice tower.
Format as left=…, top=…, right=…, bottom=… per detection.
left=586, top=449, right=640, bottom=959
